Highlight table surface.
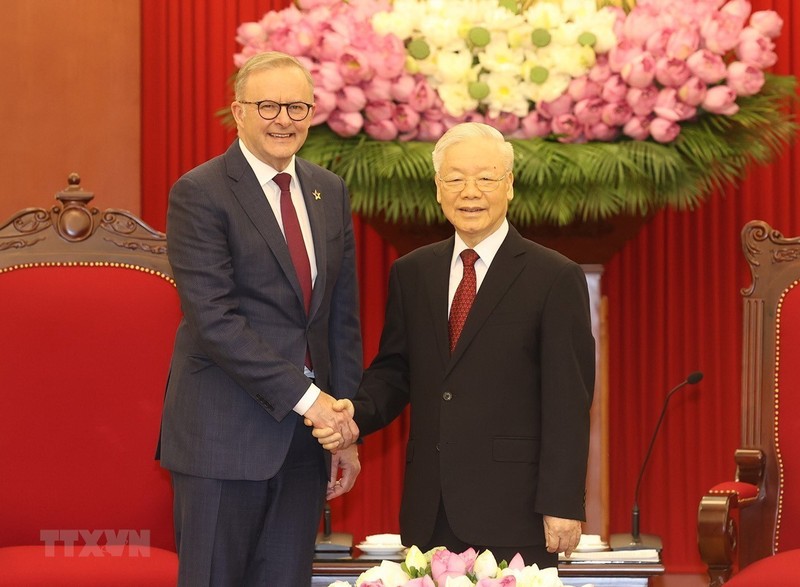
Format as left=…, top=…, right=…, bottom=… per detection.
left=313, top=557, right=665, bottom=578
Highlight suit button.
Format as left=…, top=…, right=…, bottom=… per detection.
left=436, top=443, right=440, bottom=452
left=442, top=391, right=452, bottom=401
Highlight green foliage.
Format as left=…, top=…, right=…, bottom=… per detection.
left=296, top=74, right=797, bottom=227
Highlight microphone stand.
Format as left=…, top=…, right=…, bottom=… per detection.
left=609, top=372, right=703, bottom=551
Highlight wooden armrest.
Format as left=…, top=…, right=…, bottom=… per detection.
left=697, top=449, right=764, bottom=587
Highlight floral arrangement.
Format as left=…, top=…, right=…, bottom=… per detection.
left=232, top=0, right=796, bottom=226
left=326, top=545, right=582, bottom=587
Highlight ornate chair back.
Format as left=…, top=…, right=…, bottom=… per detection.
left=698, top=220, right=800, bottom=585
left=0, top=174, right=180, bottom=584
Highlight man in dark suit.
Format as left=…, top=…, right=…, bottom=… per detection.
left=158, top=52, right=362, bottom=586
left=315, top=122, right=595, bottom=567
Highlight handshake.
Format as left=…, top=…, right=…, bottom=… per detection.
left=303, top=391, right=358, bottom=452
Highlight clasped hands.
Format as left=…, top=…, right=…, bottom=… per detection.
left=303, top=392, right=357, bottom=451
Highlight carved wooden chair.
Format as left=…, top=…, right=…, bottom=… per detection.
left=0, top=174, right=180, bottom=585
left=697, top=220, right=800, bottom=586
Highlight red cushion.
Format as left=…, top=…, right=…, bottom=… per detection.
left=776, top=284, right=800, bottom=550
left=0, top=266, right=182, bottom=551
left=0, top=545, right=177, bottom=587
left=725, top=549, right=800, bottom=586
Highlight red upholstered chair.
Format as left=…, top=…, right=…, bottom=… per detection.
left=0, top=175, right=180, bottom=586
left=697, top=220, right=800, bottom=586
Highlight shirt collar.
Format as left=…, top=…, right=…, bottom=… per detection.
left=238, top=139, right=298, bottom=188
left=452, top=219, right=509, bottom=268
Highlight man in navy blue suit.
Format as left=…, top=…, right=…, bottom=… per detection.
left=158, top=51, right=362, bottom=586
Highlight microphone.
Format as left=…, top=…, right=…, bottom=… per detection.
left=609, top=371, right=703, bottom=551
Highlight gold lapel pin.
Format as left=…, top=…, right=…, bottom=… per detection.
left=313, top=190, right=322, bottom=200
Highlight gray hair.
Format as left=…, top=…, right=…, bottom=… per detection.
left=431, top=122, right=514, bottom=173
left=234, top=51, right=314, bottom=101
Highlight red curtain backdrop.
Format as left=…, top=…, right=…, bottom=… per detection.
left=141, top=0, right=799, bottom=573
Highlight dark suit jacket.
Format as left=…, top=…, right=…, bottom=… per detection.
left=158, top=140, right=362, bottom=481
left=352, top=225, right=594, bottom=548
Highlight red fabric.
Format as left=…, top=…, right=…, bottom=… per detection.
left=140, top=0, right=800, bottom=572
left=725, top=549, right=800, bottom=586
left=776, top=283, right=800, bottom=551
left=0, top=266, right=182, bottom=552
left=708, top=482, right=759, bottom=502
left=0, top=545, right=177, bottom=587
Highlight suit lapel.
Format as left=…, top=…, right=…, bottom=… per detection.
left=446, top=227, right=527, bottom=373
left=296, top=159, right=326, bottom=320
left=426, top=237, right=455, bottom=370
left=224, top=142, right=307, bottom=313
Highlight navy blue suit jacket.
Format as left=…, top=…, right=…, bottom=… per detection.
left=159, top=140, right=362, bottom=481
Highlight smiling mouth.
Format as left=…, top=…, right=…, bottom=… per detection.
left=459, top=207, right=484, bottom=213
left=269, top=132, right=293, bottom=139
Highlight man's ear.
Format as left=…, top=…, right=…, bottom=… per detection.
left=231, top=101, right=245, bottom=127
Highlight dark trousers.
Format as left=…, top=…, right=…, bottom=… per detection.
left=421, top=496, right=557, bottom=569
left=170, top=420, right=326, bottom=587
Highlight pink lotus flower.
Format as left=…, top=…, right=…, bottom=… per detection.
left=551, top=114, right=584, bottom=143
left=686, top=49, right=727, bottom=84
left=519, top=111, right=551, bottom=138
left=727, top=61, right=765, bottom=96
left=623, top=115, right=653, bottom=140
left=627, top=85, right=659, bottom=116
left=417, top=118, right=445, bottom=141
left=720, top=0, right=752, bottom=23
left=363, top=77, right=393, bottom=102
left=654, top=57, right=691, bottom=88
left=431, top=548, right=468, bottom=584
left=622, top=4, right=662, bottom=47
left=650, top=117, right=681, bottom=143
left=749, top=10, right=783, bottom=38
left=602, top=102, right=633, bottom=127
left=736, top=29, right=778, bottom=68
left=336, top=85, right=367, bottom=113
left=601, top=74, right=628, bottom=103
left=327, top=110, right=364, bottom=137
left=588, top=56, right=613, bottom=84
left=364, top=119, right=399, bottom=140
left=390, top=75, right=416, bottom=103
left=702, top=85, right=740, bottom=115
left=608, top=40, right=644, bottom=74
left=538, top=94, right=574, bottom=119
left=338, top=49, right=373, bottom=85
left=701, top=11, right=745, bottom=54
left=677, top=77, right=707, bottom=106
left=568, top=77, right=602, bottom=102
left=407, top=79, right=437, bottom=113
left=312, top=88, right=338, bottom=124
left=392, top=104, right=421, bottom=133
left=365, top=100, right=396, bottom=122
left=574, top=98, right=605, bottom=126
left=485, top=112, right=521, bottom=135
left=665, top=28, right=700, bottom=60
left=586, top=122, right=619, bottom=141
left=654, top=88, right=697, bottom=121
left=621, top=53, right=656, bottom=88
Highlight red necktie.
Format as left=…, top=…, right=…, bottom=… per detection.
left=273, top=173, right=313, bottom=368
left=449, top=249, right=479, bottom=353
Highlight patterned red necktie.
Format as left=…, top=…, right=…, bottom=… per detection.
left=273, top=172, right=313, bottom=368
left=449, top=249, right=479, bottom=353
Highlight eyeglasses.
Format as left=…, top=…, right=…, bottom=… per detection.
left=238, top=99, right=314, bottom=121
left=437, top=173, right=509, bottom=193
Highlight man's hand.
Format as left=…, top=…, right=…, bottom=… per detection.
left=303, top=397, right=357, bottom=451
left=327, top=444, right=361, bottom=499
left=543, top=515, right=582, bottom=557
